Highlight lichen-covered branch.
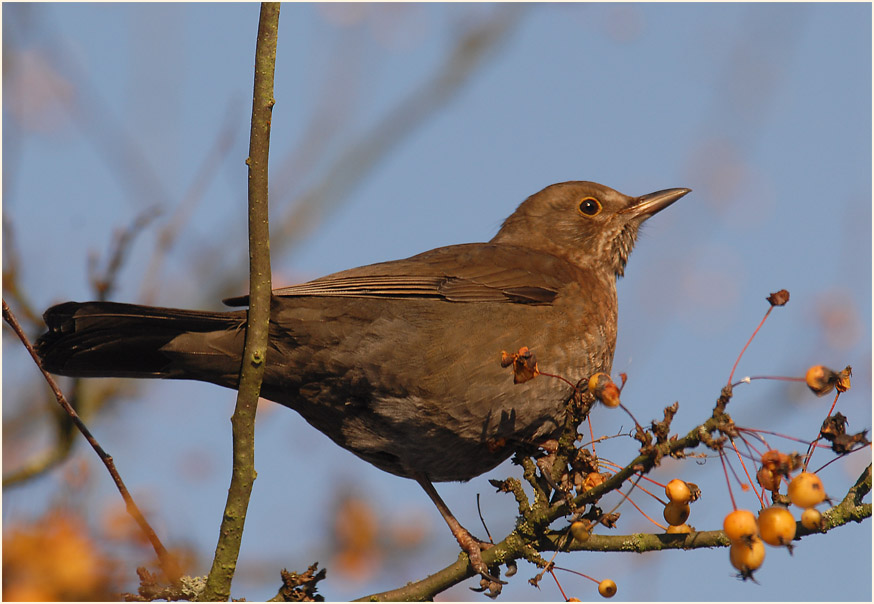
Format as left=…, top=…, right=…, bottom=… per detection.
left=356, top=399, right=870, bottom=602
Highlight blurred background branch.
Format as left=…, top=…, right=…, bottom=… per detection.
left=209, top=4, right=527, bottom=298
left=2, top=4, right=524, bottom=491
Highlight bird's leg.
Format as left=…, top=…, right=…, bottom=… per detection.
left=414, top=474, right=504, bottom=583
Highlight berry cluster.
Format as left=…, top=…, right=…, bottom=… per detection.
left=663, top=478, right=700, bottom=534
left=725, top=471, right=828, bottom=578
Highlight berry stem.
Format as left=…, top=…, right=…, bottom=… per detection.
left=597, top=461, right=669, bottom=495
left=730, top=438, right=765, bottom=509
left=804, top=390, right=842, bottom=470
left=625, top=491, right=668, bottom=530
left=737, top=432, right=764, bottom=462
left=739, top=427, right=816, bottom=447
left=538, top=370, right=577, bottom=389
left=730, top=375, right=806, bottom=388
left=617, top=402, right=644, bottom=435
left=588, top=416, right=597, bottom=457
left=719, top=450, right=738, bottom=511
left=548, top=568, right=569, bottom=602
left=602, top=473, right=644, bottom=518
left=552, top=566, right=600, bottom=585
left=813, top=442, right=871, bottom=473
left=629, top=480, right=669, bottom=506
left=728, top=306, right=773, bottom=386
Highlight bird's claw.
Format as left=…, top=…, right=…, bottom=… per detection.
left=457, top=533, right=506, bottom=587
left=468, top=552, right=506, bottom=598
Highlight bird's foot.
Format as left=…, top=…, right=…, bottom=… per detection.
left=413, top=475, right=506, bottom=589
left=453, top=527, right=505, bottom=585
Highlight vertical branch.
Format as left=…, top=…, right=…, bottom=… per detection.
left=201, top=3, right=279, bottom=600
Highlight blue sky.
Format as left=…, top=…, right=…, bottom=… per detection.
left=3, top=3, right=871, bottom=601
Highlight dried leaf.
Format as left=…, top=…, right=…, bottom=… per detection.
left=767, top=289, right=790, bottom=306
left=819, top=413, right=848, bottom=442
left=278, top=563, right=326, bottom=602
left=501, top=346, right=539, bottom=383
left=836, top=365, right=852, bottom=392
left=831, top=430, right=869, bottom=454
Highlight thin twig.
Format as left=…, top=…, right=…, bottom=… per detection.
left=139, top=100, right=241, bottom=305
left=476, top=493, right=495, bottom=544
left=1, top=214, right=42, bottom=327
left=89, top=206, right=162, bottom=301
left=2, top=299, right=181, bottom=583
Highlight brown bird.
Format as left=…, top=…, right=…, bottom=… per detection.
left=37, top=181, right=689, bottom=578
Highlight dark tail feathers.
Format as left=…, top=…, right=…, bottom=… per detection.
left=37, top=301, right=247, bottom=382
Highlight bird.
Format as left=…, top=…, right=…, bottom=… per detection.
left=37, top=180, right=689, bottom=579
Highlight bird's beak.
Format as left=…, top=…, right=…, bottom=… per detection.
left=622, top=188, right=691, bottom=217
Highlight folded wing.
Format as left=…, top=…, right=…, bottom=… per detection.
left=225, top=243, right=580, bottom=306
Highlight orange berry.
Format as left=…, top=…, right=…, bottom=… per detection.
left=665, top=479, right=692, bottom=504
left=570, top=520, right=591, bottom=542
left=760, top=449, right=785, bottom=468
left=805, top=365, right=837, bottom=396
left=588, top=373, right=621, bottom=407
left=584, top=472, right=606, bottom=490
left=756, top=465, right=782, bottom=492
left=598, top=579, right=617, bottom=598
left=760, top=449, right=801, bottom=474
left=666, top=523, right=692, bottom=534
left=801, top=507, right=823, bottom=531
left=588, top=372, right=610, bottom=393
left=788, top=472, right=826, bottom=509
left=567, top=599, right=581, bottom=602
left=758, top=506, right=796, bottom=547
left=685, top=481, right=701, bottom=502
left=723, top=509, right=758, bottom=542
left=663, top=501, right=691, bottom=526
left=730, top=536, right=765, bottom=573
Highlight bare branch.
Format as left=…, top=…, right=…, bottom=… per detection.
left=201, top=3, right=279, bottom=600
left=2, top=299, right=182, bottom=584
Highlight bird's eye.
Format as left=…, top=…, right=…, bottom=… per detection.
left=578, top=197, right=602, bottom=216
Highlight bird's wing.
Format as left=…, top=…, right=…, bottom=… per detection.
left=223, top=244, right=576, bottom=306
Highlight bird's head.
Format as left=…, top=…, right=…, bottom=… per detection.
left=492, top=181, right=690, bottom=277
